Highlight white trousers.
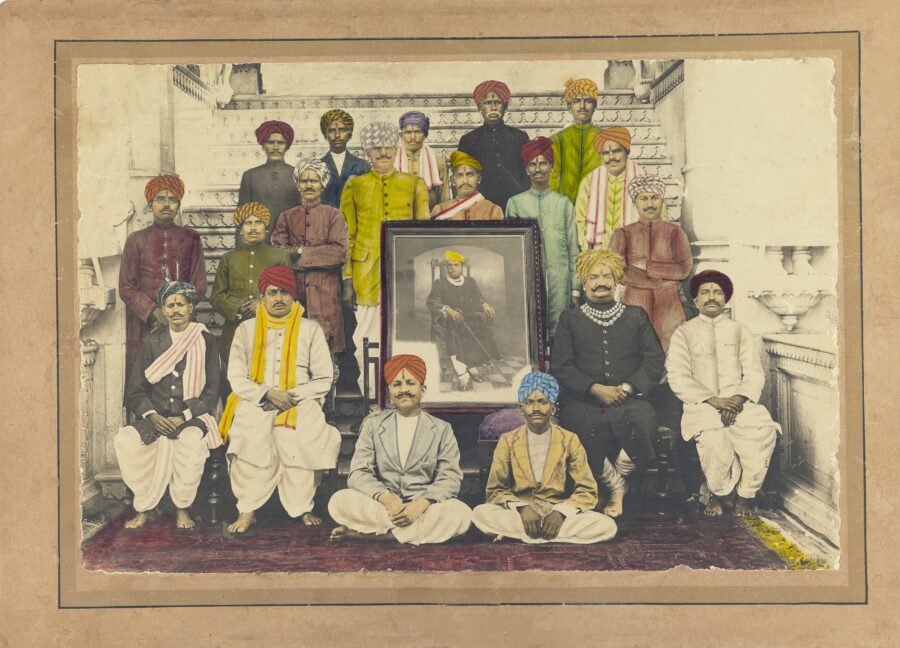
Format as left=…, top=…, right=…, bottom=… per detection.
left=472, top=503, right=617, bottom=544
left=229, top=455, right=322, bottom=517
left=696, top=424, right=778, bottom=499
left=353, top=304, right=381, bottom=399
left=328, top=489, right=472, bottom=545
left=114, top=425, right=209, bottom=512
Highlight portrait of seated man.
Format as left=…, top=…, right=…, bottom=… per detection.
left=114, top=281, right=221, bottom=530
left=473, top=372, right=618, bottom=544
left=426, top=249, right=502, bottom=391
left=329, top=355, right=472, bottom=544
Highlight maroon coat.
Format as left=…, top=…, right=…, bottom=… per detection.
left=271, top=201, right=349, bottom=352
left=118, top=222, right=207, bottom=378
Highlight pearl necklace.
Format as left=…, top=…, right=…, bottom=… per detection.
left=581, top=301, right=625, bottom=328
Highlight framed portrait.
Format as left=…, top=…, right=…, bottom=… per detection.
left=381, top=221, right=544, bottom=410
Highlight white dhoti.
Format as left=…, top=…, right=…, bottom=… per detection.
left=472, top=503, right=617, bottom=544
left=328, top=489, right=472, bottom=545
left=695, top=419, right=778, bottom=499
left=114, top=425, right=209, bottom=512
left=352, top=303, right=381, bottom=399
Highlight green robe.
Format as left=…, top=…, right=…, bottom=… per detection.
left=506, top=188, right=579, bottom=338
left=549, top=123, right=602, bottom=204
left=209, top=244, right=292, bottom=366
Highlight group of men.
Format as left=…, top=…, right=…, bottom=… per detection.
left=112, top=76, right=780, bottom=538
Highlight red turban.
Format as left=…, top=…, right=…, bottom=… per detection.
left=689, top=270, right=734, bottom=302
left=383, top=354, right=427, bottom=384
left=593, top=127, right=632, bottom=153
left=255, top=120, right=295, bottom=147
left=144, top=175, right=185, bottom=203
left=473, top=80, right=511, bottom=105
left=520, top=137, right=554, bottom=165
left=258, top=265, right=297, bottom=298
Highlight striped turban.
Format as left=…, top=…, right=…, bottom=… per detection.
left=255, top=120, right=294, bottom=147
left=593, top=127, right=632, bottom=153
left=627, top=175, right=666, bottom=202
left=520, top=137, right=554, bottom=165
left=359, top=121, right=400, bottom=150
left=399, top=110, right=430, bottom=136
left=563, top=78, right=599, bottom=103
left=689, top=270, right=734, bottom=302
left=144, top=175, right=185, bottom=203
left=319, top=109, right=355, bottom=136
left=293, top=156, right=331, bottom=188
left=384, top=354, right=427, bottom=384
left=444, top=250, right=465, bottom=263
left=449, top=151, right=482, bottom=171
left=518, top=371, right=560, bottom=404
left=233, top=201, right=271, bottom=227
left=473, top=80, right=511, bottom=105
left=156, top=281, right=196, bottom=307
left=575, top=249, right=625, bottom=285
left=258, top=265, right=297, bottom=298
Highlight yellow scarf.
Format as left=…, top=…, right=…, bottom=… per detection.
left=219, top=301, right=304, bottom=440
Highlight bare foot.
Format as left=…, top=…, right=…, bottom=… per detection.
left=491, top=534, right=507, bottom=544
left=733, top=496, right=755, bottom=518
left=602, top=490, right=626, bottom=518
left=175, top=508, right=195, bottom=529
left=300, top=512, right=322, bottom=526
left=704, top=495, right=724, bottom=517
left=329, top=525, right=392, bottom=542
left=124, top=512, right=149, bottom=529
left=226, top=512, right=256, bottom=533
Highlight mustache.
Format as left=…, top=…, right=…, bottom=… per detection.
left=705, top=300, right=720, bottom=305
left=395, top=392, right=415, bottom=399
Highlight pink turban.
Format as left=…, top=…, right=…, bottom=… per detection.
left=627, top=175, right=666, bottom=202
left=255, top=120, right=294, bottom=147
left=520, top=137, right=554, bottom=165
left=473, top=80, right=511, bottom=105
left=258, top=265, right=297, bottom=298
left=144, top=175, right=185, bottom=203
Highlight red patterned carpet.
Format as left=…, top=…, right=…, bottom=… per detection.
left=82, top=508, right=787, bottom=573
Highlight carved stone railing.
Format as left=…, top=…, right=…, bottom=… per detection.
left=173, top=64, right=212, bottom=106
left=650, top=60, right=685, bottom=104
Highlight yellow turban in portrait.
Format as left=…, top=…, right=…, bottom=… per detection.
left=445, top=250, right=465, bottom=263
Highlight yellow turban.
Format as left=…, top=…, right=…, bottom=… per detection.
left=575, top=249, right=625, bottom=285
left=563, top=78, right=599, bottom=103
left=445, top=250, right=465, bottom=263
left=233, top=201, right=271, bottom=226
left=449, top=151, right=482, bottom=171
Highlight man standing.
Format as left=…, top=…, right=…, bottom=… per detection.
left=329, top=355, right=472, bottom=544
left=608, top=174, right=692, bottom=352
left=551, top=249, right=665, bottom=517
left=115, top=281, right=221, bottom=530
left=506, top=137, right=580, bottom=340
left=319, top=109, right=371, bottom=208
left=119, top=175, right=207, bottom=379
left=238, top=120, right=302, bottom=241
left=457, top=80, right=530, bottom=211
left=430, top=152, right=503, bottom=221
left=393, top=110, right=447, bottom=209
left=220, top=266, right=341, bottom=533
left=666, top=270, right=780, bottom=518
left=340, top=121, right=430, bottom=396
left=472, top=372, right=618, bottom=544
left=549, top=78, right=603, bottom=204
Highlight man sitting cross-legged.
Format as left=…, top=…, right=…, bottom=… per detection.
left=220, top=265, right=341, bottom=533
left=329, top=355, right=472, bottom=544
left=472, top=371, right=617, bottom=544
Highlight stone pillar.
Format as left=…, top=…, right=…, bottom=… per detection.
left=81, top=340, right=101, bottom=511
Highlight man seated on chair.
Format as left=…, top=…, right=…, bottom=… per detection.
left=329, top=355, right=472, bottom=544
left=426, top=249, right=501, bottom=390
left=551, top=249, right=666, bottom=517
left=220, top=266, right=341, bottom=533
left=666, top=270, right=780, bottom=518
left=472, top=371, right=618, bottom=544
left=115, top=281, right=222, bottom=530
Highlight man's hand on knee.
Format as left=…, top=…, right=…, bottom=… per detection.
left=265, top=388, right=295, bottom=412
left=392, top=498, right=430, bottom=526
left=519, top=505, right=543, bottom=539
left=541, top=510, right=565, bottom=540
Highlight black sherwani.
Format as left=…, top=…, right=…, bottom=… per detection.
left=551, top=304, right=665, bottom=472
left=125, top=329, right=221, bottom=444
left=238, top=159, right=302, bottom=240
left=321, top=151, right=371, bottom=208
left=457, top=122, right=530, bottom=211
left=426, top=276, right=500, bottom=367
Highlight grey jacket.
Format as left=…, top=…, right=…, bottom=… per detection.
left=347, top=410, right=463, bottom=503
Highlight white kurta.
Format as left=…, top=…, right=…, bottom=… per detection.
left=353, top=303, right=381, bottom=399
left=226, top=316, right=341, bottom=515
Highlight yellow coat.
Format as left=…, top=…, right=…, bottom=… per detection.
left=485, top=424, right=598, bottom=512
left=340, top=169, right=430, bottom=305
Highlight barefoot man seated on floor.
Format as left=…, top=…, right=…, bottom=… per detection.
left=473, top=371, right=618, bottom=544
left=666, top=270, right=781, bottom=518
left=220, top=266, right=341, bottom=533
left=329, top=355, right=472, bottom=544
left=115, top=281, right=222, bottom=529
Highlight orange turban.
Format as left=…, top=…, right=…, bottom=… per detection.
left=144, top=175, right=185, bottom=203
left=520, top=137, right=554, bottom=165
left=258, top=265, right=297, bottom=298
left=473, top=80, right=511, bottom=105
left=563, top=78, right=599, bottom=103
left=255, top=120, right=294, bottom=146
left=593, top=127, right=632, bottom=153
left=233, top=201, right=271, bottom=226
left=383, top=354, right=426, bottom=384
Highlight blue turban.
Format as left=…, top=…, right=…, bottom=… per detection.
left=399, top=110, right=430, bottom=136
left=517, top=371, right=560, bottom=404
left=156, top=281, right=197, bottom=307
